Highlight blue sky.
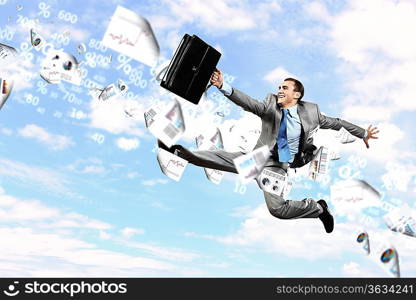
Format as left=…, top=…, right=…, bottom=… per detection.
left=0, top=0, right=415, bottom=277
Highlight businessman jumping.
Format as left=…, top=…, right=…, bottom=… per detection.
left=158, top=68, right=379, bottom=233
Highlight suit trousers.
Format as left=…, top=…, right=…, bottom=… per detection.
left=172, top=145, right=321, bottom=219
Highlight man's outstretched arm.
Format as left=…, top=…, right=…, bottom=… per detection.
left=316, top=105, right=379, bottom=148
left=210, top=68, right=268, bottom=117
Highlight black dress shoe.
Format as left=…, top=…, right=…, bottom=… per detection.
left=317, top=200, right=334, bottom=233
left=157, top=140, right=182, bottom=156
left=157, top=139, right=174, bottom=153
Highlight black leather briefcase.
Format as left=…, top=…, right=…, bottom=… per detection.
left=160, top=34, right=221, bottom=105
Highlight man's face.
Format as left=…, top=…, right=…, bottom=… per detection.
left=277, top=80, right=298, bottom=106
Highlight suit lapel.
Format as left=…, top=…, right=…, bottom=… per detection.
left=297, top=101, right=311, bottom=136
left=273, top=94, right=281, bottom=130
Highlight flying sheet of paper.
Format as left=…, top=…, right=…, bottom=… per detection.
left=102, top=5, right=160, bottom=67
left=356, top=231, right=371, bottom=255
left=156, top=148, right=188, bottom=181
left=384, top=209, right=416, bottom=238
left=336, top=127, right=357, bottom=144
left=309, top=146, right=329, bottom=180
left=329, top=149, right=341, bottom=160
left=233, top=145, right=270, bottom=184
left=195, top=128, right=225, bottom=184
left=144, top=100, right=185, bottom=148
left=203, top=169, right=224, bottom=185
left=196, top=128, right=224, bottom=151
left=0, top=43, right=17, bottom=62
left=378, top=247, right=400, bottom=278
left=89, top=79, right=128, bottom=101
left=0, top=43, right=17, bottom=110
left=223, top=119, right=261, bottom=153
left=282, top=181, right=293, bottom=198
left=99, top=84, right=118, bottom=101
left=40, top=50, right=82, bottom=85
left=331, top=179, right=380, bottom=204
left=0, top=78, right=13, bottom=110
left=256, top=168, right=292, bottom=198
left=330, top=179, right=381, bottom=217
left=30, top=28, right=46, bottom=51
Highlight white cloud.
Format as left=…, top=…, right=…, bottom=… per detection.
left=381, top=161, right=416, bottom=193
left=99, top=231, right=111, bottom=240
left=0, top=127, right=13, bottom=136
left=263, top=66, right=299, bottom=86
left=164, top=0, right=258, bottom=31
left=149, top=201, right=171, bottom=211
left=328, top=0, right=416, bottom=118
left=178, top=93, right=223, bottom=143
left=219, top=111, right=261, bottom=152
left=51, top=212, right=112, bottom=231
left=88, top=96, right=147, bottom=136
left=0, top=189, right=201, bottom=276
left=303, top=1, right=332, bottom=23
left=141, top=178, right=169, bottom=186
left=59, top=27, right=89, bottom=42
left=81, top=165, right=106, bottom=174
left=0, top=195, right=59, bottom=221
left=0, top=158, right=71, bottom=195
left=115, top=137, right=140, bottom=151
left=127, top=172, right=140, bottom=179
left=228, top=205, right=257, bottom=218
left=149, top=0, right=282, bottom=49
left=342, top=106, right=393, bottom=123
left=331, top=0, right=416, bottom=63
left=163, top=30, right=183, bottom=54
left=2, top=51, right=36, bottom=92
left=342, top=262, right=361, bottom=276
left=186, top=203, right=416, bottom=275
left=187, top=203, right=355, bottom=260
left=67, top=158, right=107, bottom=175
left=120, top=227, right=145, bottom=238
left=0, top=192, right=111, bottom=230
left=342, top=261, right=378, bottom=277
left=18, top=124, right=74, bottom=150
left=15, top=21, right=90, bottom=43
left=339, top=122, right=411, bottom=162
left=122, top=241, right=201, bottom=263
left=0, top=227, right=174, bottom=275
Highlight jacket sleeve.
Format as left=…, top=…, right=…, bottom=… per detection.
left=226, top=88, right=269, bottom=118
left=317, top=105, right=366, bottom=138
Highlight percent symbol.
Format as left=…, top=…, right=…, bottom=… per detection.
left=38, top=2, right=50, bottom=18
left=36, top=81, right=47, bottom=94
left=85, top=52, right=97, bottom=68
left=19, top=42, right=33, bottom=61
left=116, top=54, right=132, bottom=75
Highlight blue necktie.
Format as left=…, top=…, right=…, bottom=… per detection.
left=276, top=109, right=291, bottom=162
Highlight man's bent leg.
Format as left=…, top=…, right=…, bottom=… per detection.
left=171, top=145, right=243, bottom=173
left=263, top=191, right=321, bottom=219
left=260, top=166, right=321, bottom=219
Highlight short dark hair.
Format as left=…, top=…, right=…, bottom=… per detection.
left=284, top=78, right=304, bottom=101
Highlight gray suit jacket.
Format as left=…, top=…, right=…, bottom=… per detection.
left=227, top=88, right=366, bottom=168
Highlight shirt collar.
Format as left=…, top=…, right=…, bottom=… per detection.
left=283, top=104, right=298, bottom=117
